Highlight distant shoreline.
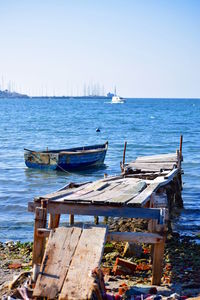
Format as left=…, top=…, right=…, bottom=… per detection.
left=0, top=95, right=200, bottom=100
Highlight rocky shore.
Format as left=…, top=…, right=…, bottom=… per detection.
left=0, top=219, right=200, bottom=299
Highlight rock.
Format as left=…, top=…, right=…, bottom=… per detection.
left=123, top=242, right=143, bottom=258
left=182, top=283, right=200, bottom=289
left=8, top=263, right=22, bottom=269
left=149, top=287, right=158, bottom=294
left=167, top=293, right=181, bottom=300
left=105, top=252, right=119, bottom=261
left=118, top=283, right=128, bottom=295
left=104, top=244, right=114, bottom=254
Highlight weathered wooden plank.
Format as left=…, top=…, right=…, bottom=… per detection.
left=85, top=183, right=130, bottom=204
left=135, top=153, right=178, bottom=162
left=85, top=181, right=109, bottom=191
left=88, top=181, right=145, bottom=205
left=60, top=179, right=140, bottom=204
left=127, top=169, right=179, bottom=206
left=58, top=180, right=123, bottom=202
left=100, top=175, right=124, bottom=182
left=59, top=225, right=107, bottom=300
left=126, top=171, right=169, bottom=178
left=127, top=183, right=160, bottom=206
left=163, top=168, right=179, bottom=180
left=107, top=232, right=163, bottom=244
left=36, top=182, right=92, bottom=201
left=62, top=182, right=121, bottom=203
left=33, top=227, right=82, bottom=299
left=62, top=179, right=144, bottom=205
left=43, top=202, right=162, bottom=220
left=57, top=189, right=95, bottom=202
left=125, top=162, right=176, bottom=172
left=106, top=181, right=147, bottom=204
left=107, top=193, right=135, bottom=204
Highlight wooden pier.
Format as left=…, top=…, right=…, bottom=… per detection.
left=28, top=139, right=183, bottom=299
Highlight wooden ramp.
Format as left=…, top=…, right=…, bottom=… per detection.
left=33, top=225, right=107, bottom=300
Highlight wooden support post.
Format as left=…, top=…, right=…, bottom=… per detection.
left=151, top=238, right=165, bottom=285
left=176, top=149, right=180, bottom=168
left=173, top=177, right=183, bottom=208
left=32, top=206, right=47, bottom=281
left=122, top=141, right=127, bottom=166
left=178, top=171, right=183, bottom=190
left=94, top=216, right=99, bottom=225
left=179, top=135, right=183, bottom=162
left=104, top=216, right=108, bottom=224
left=148, top=193, right=157, bottom=262
left=148, top=193, right=157, bottom=232
left=69, top=214, right=74, bottom=225
left=48, top=213, right=60, bottom=229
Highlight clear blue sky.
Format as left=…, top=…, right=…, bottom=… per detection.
left=0, top=0, right=199, bottom=97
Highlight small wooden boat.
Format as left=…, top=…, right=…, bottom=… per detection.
left=24, top=141, right=108, bottom=171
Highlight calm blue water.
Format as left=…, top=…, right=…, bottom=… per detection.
left=0, top=98, right=200, bottom=242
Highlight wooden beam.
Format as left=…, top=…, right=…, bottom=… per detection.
left=38, top=202, right=162, bottom=221
left=38, top=229, right=164, bottom=244
left=107, top=232, right=163, bottom=244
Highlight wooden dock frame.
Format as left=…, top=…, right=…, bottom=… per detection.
left=29, top=137, right=184, bottom=295
left=29, top=201, right=167, bottom=287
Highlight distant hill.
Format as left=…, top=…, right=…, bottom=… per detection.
left=0, top=89, right=29, bottom=98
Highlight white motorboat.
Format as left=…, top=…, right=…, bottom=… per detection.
left=111, top=95, right=126, bottom=103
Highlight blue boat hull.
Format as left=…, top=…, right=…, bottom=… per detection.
left=24, top=142, right=108, bottom=171
left=57, top=151, right=106, bottom=171
left=25, top=161, right=58, bottom=171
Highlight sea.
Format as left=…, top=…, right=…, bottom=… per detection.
left=0, top=97, right=200, bottom=242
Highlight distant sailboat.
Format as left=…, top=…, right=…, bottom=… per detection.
left=111, top=87, right=126, bottom=104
